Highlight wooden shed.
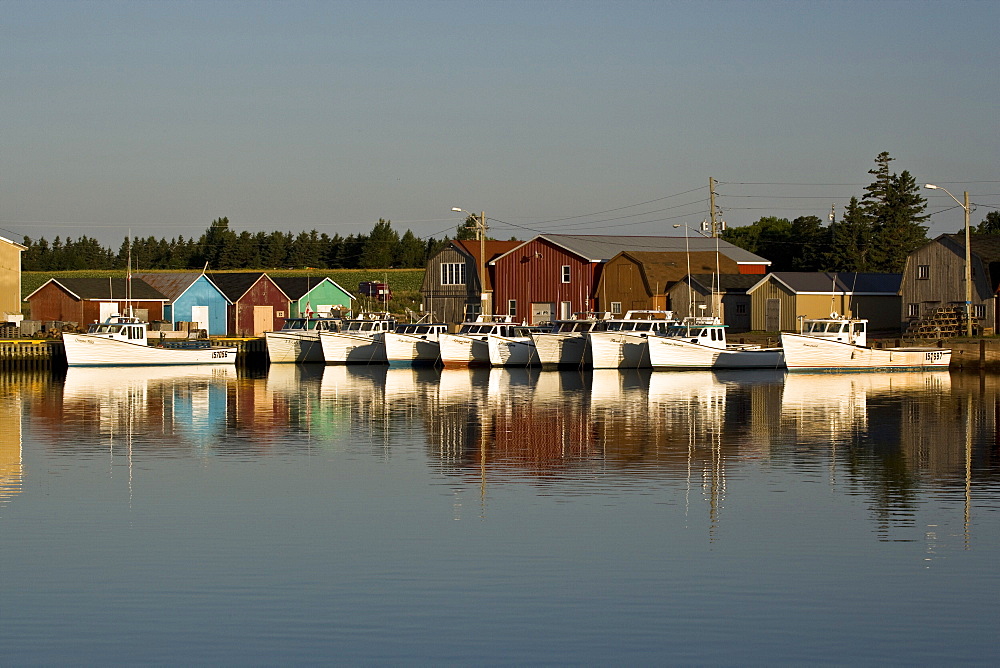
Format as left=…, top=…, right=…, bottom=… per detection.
left=134, top=272, right=231, bottom=336
left=595, top=251, right=740, bottom=315
left=900, top=233, right=1000, bottom=335
left=24, top=277, right=168, bottom=327
left=271, top=276, right=355, bottom=318
left=208, top=272, right=290, bottom=336
left=746, top=272, right=902, bottom=333
left=0, top=235, right=27, bottom=323
left=420, top=240, right=521, bottom=324
left=667, top=273, right=759, bottom=331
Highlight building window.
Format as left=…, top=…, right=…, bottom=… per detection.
left=735, top=303, right=747, bottom=315
left=441, top=263, right=467, bottom=285
left=908, top=303, right=920, bottom=317
left=508, top=300, right=517, bottom=317
left=975, top=304, right=986, bottom=319
left=917, top=264, right=930, bottom=280
left=611, top=301, right=622, bottom=315
left=561, top=265, right=571, bottom=283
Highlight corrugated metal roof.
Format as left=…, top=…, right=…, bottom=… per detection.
left=50, top=277, right=168, bottom=301
left=762, top=272, right=902, bottom=294
left=497, top=234, right=771, bottom=265
left=207, top=272, right=269, bottom=300
left=133, top=272, right=201, bottom=300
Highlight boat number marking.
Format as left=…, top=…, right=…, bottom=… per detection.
left=212, top=351, right=229, bottom=359
left=925, top=351, right=944, bottom=361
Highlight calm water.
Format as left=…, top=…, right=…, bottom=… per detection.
left=2, top=364, right=999, bottom=665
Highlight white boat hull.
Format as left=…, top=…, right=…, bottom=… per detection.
left=439, top=333, right=490, bottom=367
left=588, top=332, right=652, bottom=369
left=319, top=332, right=387, bottom=364
left=487, top=336, right=538, bottom=367
left=780, top=333, right=951, bottom=371
left=383, top=332, right=441, bottom=364
left=533, top=333, right=589, bottom=368
left=648, top=336, right=784, bottom=369
left=63, top=334, right=237, bottom=366
left=265, top=331, right=324, bottom=363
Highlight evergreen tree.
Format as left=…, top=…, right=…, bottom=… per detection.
left=789, top=216, right=830, bottom=271
left=828, top=197, right=875, bottom=271
left=456, top=214, right=480, bottom=241
left=395, top=229, right=427, bottom=268
left=861, top=153, right=928, bottom=272
left=359, top=219, right=399, bottom=268
left=974, top=211, right=1000, bottom=234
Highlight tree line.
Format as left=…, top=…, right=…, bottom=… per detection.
left=20, top=219, right=451, bottom=272
left=721, top=152, right=998, bottom=273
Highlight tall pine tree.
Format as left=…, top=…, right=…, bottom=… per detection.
left=861, top=152, right=928, bottom=272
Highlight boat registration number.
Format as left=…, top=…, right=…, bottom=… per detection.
left=212, top=350, right=229, bottom=359
left=924, top=351, right=945, bottom=361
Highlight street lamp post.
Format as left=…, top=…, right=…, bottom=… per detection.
left=925, top=184, right=973, bottom=336
left=451, top=207, right=488, bottom=318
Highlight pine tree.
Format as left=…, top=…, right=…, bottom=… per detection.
left=828, top=197, right=874, bottom=271
left=861, top=153, right=928, bottom=272
left=359, top=219, right=399, bottom=268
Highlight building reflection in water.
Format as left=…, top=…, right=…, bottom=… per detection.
left=25, top=363, right=1000, bottom=539
left=0, top=377, right=23, bottom=503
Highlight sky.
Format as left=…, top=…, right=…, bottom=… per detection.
left=2, top=0, right=998, bottom=248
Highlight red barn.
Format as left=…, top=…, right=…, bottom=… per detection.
left=207, top=273, right=290, bottom=336
left=490, top=235, right=770, bottom=324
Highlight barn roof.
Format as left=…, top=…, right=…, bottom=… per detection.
left=270, top=276, right=354, bottom=301
left=492, top=235, right=771, bottom=266
left=206, top=272, right=287, bottom=301
left=26, top=277, right=168, bottom=302
left=751, top=272, right=902, bottom=295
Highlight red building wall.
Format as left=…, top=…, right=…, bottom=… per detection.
left=27, top=283, right=164, bottom=326
left=491, top=239, right=598, bottom=322
left=229, top=276, right=290, bottom=336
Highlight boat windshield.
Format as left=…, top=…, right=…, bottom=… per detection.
left=283, top=319, right=307, bottom=330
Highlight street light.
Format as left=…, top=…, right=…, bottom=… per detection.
left=451, top=207, right=488, bottom=317
left=925, top=184, right=973, bottom=336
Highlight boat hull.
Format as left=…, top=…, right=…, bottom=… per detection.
left=383, top=332, right=441, bottom=365
left=319, top=333, right=387, bottom=364
left=265, top=331, right=324, bottom=363
left=648, top=336, right=784, bottom=369
left=63, top=334, right=237, bottom=366
left=533, top=333, right=589, bottom=368
left=439, top=334, right=490, bottom=367
left=780, top=333, right=951, bottom=371
left=487, top=337, right=538, bottom=367
left=588, top=332, right=651, bottom=369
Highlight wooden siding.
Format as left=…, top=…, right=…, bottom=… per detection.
left=0, top=241, right=23, bottom=320
left=748, top=277, right=902, bottom=332
left=421, top=246, right=482, bottom=324
left=26, top=282, right=164, bottom=326
left=748, top=279, right=796, bottom=332
left=665, top=281, right=751, bottom=332
left=230, top=276, right=289, bottom=336
left=492, top=239, right=597, bottom=324
left=900, top=240, right=995, bottom=332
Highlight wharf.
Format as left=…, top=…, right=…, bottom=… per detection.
left=0, top=337, right=267, bottom=369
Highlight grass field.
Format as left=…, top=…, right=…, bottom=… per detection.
left=21, top=269, right=426, bottom=318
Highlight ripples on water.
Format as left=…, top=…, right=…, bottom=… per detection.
left=2, top=365, right=999, bottom=665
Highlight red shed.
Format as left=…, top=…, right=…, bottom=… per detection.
left=24, top=277, right=167, bottom=327
left=207, top=272, right=290, bottom=336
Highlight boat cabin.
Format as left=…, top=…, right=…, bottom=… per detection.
left=799, top=314, right=867, bottom=347
left=342, top=317, right=397, bottom=334
left=393, top=323, right=449, bottom=338
left=279, top=316, right=341, bottom=333
left=86, top=315, right=147, bottom=344
left=663, top=322, right=729, bottom=350
left=604, top=310, right=675, bottom=335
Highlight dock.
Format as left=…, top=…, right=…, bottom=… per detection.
left=0, top=337, right=267, bottom=369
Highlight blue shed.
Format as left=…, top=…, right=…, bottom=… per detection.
left=134, top=272, right=232, bottom=335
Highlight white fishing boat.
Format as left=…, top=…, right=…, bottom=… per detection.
left=531, top=313, right=607, bottom=368
left=588, top=310, right=676, bottom=369
left=487, top=325, right=550, bottom=367
left=439, top=315, right=519, bottom=367
left=383, top=321, right=450, bottom=365
left=264, top=313, right=341, bottom=363
left=63, top=315, right=238, bottom=366
left=648, top=319, right=784, bottom=369
left=780, top=314, right=951, bottom=371
left=318, top=313, right=396, bottom=364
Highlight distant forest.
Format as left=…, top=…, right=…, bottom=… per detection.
left=20, top=218, right=452, bottom=272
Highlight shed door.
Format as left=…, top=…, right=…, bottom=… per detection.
left=253, top=306, right=273, bottom=336
left=191, top=306, right=209, bottom=332
left=765, top=298, right=781, bottom=332
left=531, top=302, right=554, bottom=325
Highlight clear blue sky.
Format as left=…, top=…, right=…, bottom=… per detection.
left=2, top=0, right=997, bottom=247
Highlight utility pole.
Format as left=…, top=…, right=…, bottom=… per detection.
left=709, top=177, right=718, bottom=237
left=479, top=212, right=487, bottom=317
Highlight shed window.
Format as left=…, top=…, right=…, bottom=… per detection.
left=908, top=303, right=920, bottom=317
left=441, top=263, right=467, bottom=285
left=975, top=304, right=986, bottom=319
left=508, top=300, right=517, bottom=317
left=917, top=264, right=930, bottom=280
left=561, top=266, right=571, bottom=283
left=736, top=303, right=747, bottom=315
left=611, top=301, right=622, bottom=315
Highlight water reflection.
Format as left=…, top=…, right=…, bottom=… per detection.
left=19, top=365, right=1000, bottom=536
